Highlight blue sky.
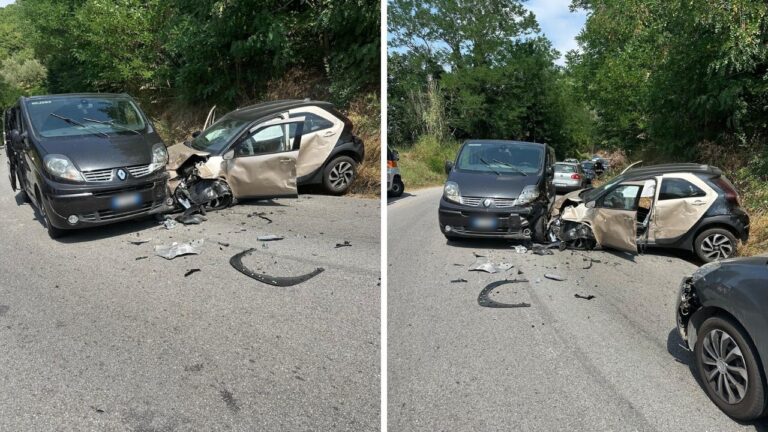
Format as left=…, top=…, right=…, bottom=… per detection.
left=0, top=0, right=15, bottom=7
left=524, top=0, right=587, bottom=65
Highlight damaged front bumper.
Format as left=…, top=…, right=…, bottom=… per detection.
left=43, top=171, right=171, bottom=229
left=438, top=196, right=546, bottom=239
left=676, top=276, right=699, bottom=349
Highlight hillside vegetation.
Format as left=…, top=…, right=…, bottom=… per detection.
left=0, top=0, right=380, bottom=195
left=389, top=0, right=767, bottom=255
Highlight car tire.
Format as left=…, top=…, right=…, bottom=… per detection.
left=389, top=179, right=404, bottom=197
left=694, top=228, right=737, bottom=262
left=323, top=156, right=357, bottom=195
left=37, top=194, right=64, bottom=239
left=531, top=214, right=547, bottom=243
left=694, top=316, right=767, bottom=421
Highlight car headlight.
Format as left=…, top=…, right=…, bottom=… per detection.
left=149, top=143, right=168, bottom=172
left=514, top=185, right=540, bottom=206
left=44, top=154, right=84, bottom=182
left=444, top=181, right=461, bottom=203
left=691, top=261, right=721, bottom=284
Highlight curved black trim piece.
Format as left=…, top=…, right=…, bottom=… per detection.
left=477, top=280, right=531, bottom=308
left=229, top=248, right=325, bottom=287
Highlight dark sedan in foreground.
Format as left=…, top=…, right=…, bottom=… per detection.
left=677, top=257, right=768, bottom=421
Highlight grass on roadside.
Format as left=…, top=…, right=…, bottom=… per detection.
left=396, top=135, right=460, bottom=189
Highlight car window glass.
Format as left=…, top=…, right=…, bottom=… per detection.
left=600, top=184, right=641, bottom=210
left=289, top=112, right=334, bottom=133
left=456, top=142, right=543, bottom=175
left=659, top=178, right=706, bottom=200
left=235, top=123, right=300, bottom=157
left=555, top=164, right=577, bottom=173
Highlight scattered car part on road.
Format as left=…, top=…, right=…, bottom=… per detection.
left=544, top=273, right=566, bottom=281
left=531, top=244, right=555, bottom=256
left=335, top=240, right=352, bottom=248
left=184, top=268, right=201, bottom=277
left=676, top=257, right=768, bottom=421
left=450, top=278, right=468, bottom=283
left=477, top=280, right=531, bottom=308
left=257, top=235, right=283, bottom=241
left=468, top=257, right=513, bottom=274
left=154, top=239, right=204, bottom=260
left=513, top=245, right=528, bottom=253
left=127, top=238, right=151, bottom=245
left=229, top=248, right=324, bottom=287
left=574, top=294, right=596, bottom=300
left=439, top=140, right=557, bottom=242
left=176, top=210, right=206, bottom=225
left=135, top=256, right=148, bottom=261
left=248, top=212, right=273, bottom=223
left=161, top=218, right=177, bottom=230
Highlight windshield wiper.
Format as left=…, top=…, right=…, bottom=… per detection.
left=491, top=159, right=528, bottom=176
left=49, top=113, right=109, bottom=138
left=83, top=118, right=140, bottom=135
left=479, top=158, right=501, bottom=176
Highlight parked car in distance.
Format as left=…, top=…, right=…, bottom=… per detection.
left=167, top=99, right=364, bottom=201
left=439, top=140, right=556, bottom=242
left=580, top=160, right=596, bottom=183
left=564, top=158, right=579, bottom=163
left=553, top=162, right=587, bottom=192
left=676, top=257, right=768, bottom=420
left=387, top=147, right=404, bottom=197
left=555, top=163, right=749, bottom=262
left=4, top=93, right=171, bottom=238
left=591, top=156, right=608, bottom=175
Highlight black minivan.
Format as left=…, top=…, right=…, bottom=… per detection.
left=4, top=93, right=171, bottom=238
left=438, top=140, right=556, bottom=242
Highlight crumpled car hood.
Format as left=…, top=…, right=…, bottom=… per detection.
left=166, top=143, right=210, bottom=170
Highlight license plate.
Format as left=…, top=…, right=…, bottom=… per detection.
left=470, top=217, right=497, bottom=230
left=111, top=192, right=141, bottom=209
left=554, top=182, right=567, bottom=187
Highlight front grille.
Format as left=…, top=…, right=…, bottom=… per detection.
left=82, top=168, right=113, bottom=182
left=460, top=196, right=482, bottom=206
left=82, top=164, right=153, bottom=182
left=127, top=164, right=152, bottom=178
left=460, top=196, right=518, bottom=208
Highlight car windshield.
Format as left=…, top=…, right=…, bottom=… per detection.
left=582, top=161, right=594, bottom=169
left=581, top=173, right=628, bottom=202
left=555, top=164, right=577, bottom=173
left=188, top=118, right=251, bottom=153
left=26, top=96, right=146, bottom=138
left=455, top=142, right=543, bottom=175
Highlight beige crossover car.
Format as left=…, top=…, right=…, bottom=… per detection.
left=552, top=163, right=750, bottom=262
left=165, top=100, right=365, bottom=211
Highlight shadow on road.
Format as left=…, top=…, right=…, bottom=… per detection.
left=53, top=217, right=160, bottom=244
left=387, top=192, right=413, bottom=205
left=667, top=328, right=768, bottom=430
left=446, top=237, right=529, bottom=251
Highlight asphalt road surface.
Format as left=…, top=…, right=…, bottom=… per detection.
left=0, top=156, right=380, bottom=431
left=388, top=187, right=768, bottom=431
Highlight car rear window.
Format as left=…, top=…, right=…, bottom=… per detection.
left=555, top=164, right=577, bottom=173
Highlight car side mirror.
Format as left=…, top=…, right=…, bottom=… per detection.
left=585, top=201, right=596, bottom=208
left=546, top=165, right=554, bottom=177
left=444, top=160, right=454, bottom=175
left=191, top=130, right=202, bottom=138
left=222, top=149, right=235, bottom=160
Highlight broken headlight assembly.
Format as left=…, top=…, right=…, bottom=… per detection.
left=148, top=143, right=169, bottom=173
left=444, top=181, right=461, bottom=203
left=44, top=154, right=85, bottom=182
left=514, top=185, right=539, bottom=206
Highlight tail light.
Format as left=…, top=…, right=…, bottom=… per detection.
left=571, top=173, right=581, bottom=180
left=714, top=176, right=740, bottom=206
left=387, top=160, right=397, bottom=168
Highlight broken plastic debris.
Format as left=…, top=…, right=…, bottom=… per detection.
left=531, top=244, right=554, bottom=256
left=574, top=293, right=596, bottom=300
left=154, top=239, right=204, bottom=260
left=162, top=219, right=177, bottom=230
left=176, top=213, right=206, bottom=225
left=544, top=273, right=566, bottom=281
left=229, top=248, right=324, bottom=287
left=135, top=256, right=148, bottom=261
left=127, top=238, right=151, bottom=245
left=450, top=278, right=468, bottom=283
left=247, top=212, right=273, bottom=223
left=477, top=280, right=531, bottom=308
left=335, top=240, right=352, bottom=248
left=257, top=235, right=284, bottom=241
left=469, top=257, right=513, bottom=274
left=513, top=245, right=528, bottom=254
left=184, top=268, right=201, bottom=277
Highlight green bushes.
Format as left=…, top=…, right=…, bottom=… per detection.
left=397, top=135, right=460, bottom=189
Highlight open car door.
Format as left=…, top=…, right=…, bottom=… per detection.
left=589, top=182, right=644, bottom=253
left=649, top=174, right=716, bottom=243
left=223, top=117, right=304, bottom=199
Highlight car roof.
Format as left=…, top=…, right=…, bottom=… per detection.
left=225, top=99, right=337, bottom=121
left=463, top=139, right=547, bottom=147
left=624, top=163, right=722, bottom=179
left=555, top=161, right=578, bottom=165
left=23, top=93, right=131, bottom=101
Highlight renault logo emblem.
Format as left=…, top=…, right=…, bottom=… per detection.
left=483, top=198, right=493, bottom=208
left=116, top=169, right=127, bottom=181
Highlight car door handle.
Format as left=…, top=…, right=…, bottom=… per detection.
left=321, top=130, right=336, bottom=137
left=279, top=159, right=291, bottom=164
